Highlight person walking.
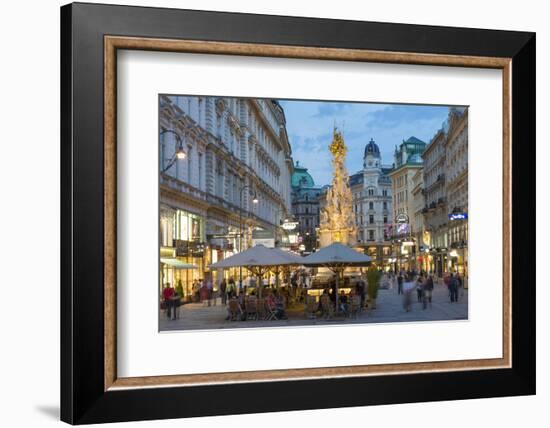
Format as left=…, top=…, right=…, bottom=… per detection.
left=449, top=273, right=459, bottom=303
left=397, top=272, right=404, bottom=295
left=192, top=279, right=200, bottom=303
left=199, top=279, right=208, bottom=306
left=416, top=275, right=424, bottom=303
left=206, top=277, right=214, bottom=306
left=356, top=279, right=366, bottom=309
left=220, top=278, right=227, bottom=305
left=162, top=283, right=176, bottom=320
left=402, top=274, right=414, bottom=312
left=424, top=275, right=434, bottom=309
left=456, top=273, right=463, bottom=301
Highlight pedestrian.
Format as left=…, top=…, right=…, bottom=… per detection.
left=402, top=275, right=414, bottom=312
left=226, top=277, right=234, bottom=299
left=162, top=283, right=176, bottom=320
left=206, top=277, right=214, bottom=306
left=192, top=279, right=200, bottom=303
left=397, top=272, right=404, bottom=295
left=356, top=279, right=366, bottom=308
left=416, top=275, right=424, bottom=303
left=424, top=275, right=434, bottom=308
left=220, top=278, right=227, bottom=305
left=456, top=273, right=463, bottom=301
left=199, top=279, right=208, bottom=306
left=449, top=273, right=459, bottom=302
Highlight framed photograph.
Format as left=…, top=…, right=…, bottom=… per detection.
left=61, top=2, right=535, bottom=424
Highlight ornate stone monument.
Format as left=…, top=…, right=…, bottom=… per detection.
left=318, top=128, right=357, bottom=247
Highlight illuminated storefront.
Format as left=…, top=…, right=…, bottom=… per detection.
left=447, top=212, right=468, bottom=287
left=160, top=206, right=206, bottom=302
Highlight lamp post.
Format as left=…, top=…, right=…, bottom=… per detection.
left=160, top=129, right=187, bottom=173
left=239, top=184, right=259, bottom=287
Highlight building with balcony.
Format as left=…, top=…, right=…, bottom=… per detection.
left=291, top=161, right=322, bottom=253
left=388, top=136, right=426, bottom=228
left=388, top=136, right=427, bottom=270
left=159, top=95, right=294, bottom=298
left=421, top=127, right=449, bottom=275
left=411, top=168, right=426, bottom=269
left=445, top=107, right=468, bottom=279
left=349, top=138, right=393, bottom=266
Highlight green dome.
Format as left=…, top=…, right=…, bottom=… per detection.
left=291, top=161, right=315, bottom=188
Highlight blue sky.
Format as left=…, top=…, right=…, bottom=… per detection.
left=278, top=100, right=451, bottom=186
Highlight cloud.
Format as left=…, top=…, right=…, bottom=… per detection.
left=279, top=100, right=450, bottom=186
left=311, top=103, right=350, bottom=118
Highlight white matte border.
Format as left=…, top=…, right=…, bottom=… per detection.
left=117, top=50, right=502, bottom=378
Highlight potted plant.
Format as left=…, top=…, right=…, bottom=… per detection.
left=175, top=279, right=184, bottom=305
left=367, top=266, right=380, bottom=309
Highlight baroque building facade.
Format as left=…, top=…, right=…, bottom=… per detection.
left=159, top=95, right=293, bottom=299
left=420, top=107, right=468, bottom=279
left=411, top=168, right=425, bottom=270
left=388, top=136, right=427, bottom=269
left=445, top=108, right=468, bottom=279
left=349, top=138, right=393, bottom=266
left=290, top=162, right=322, bottom=253
left=421, top=127, right=448, bottom=275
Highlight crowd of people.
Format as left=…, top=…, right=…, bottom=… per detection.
left=223, top=287, right=289, bottom=321
left=161, top=268, right=466, bottom=321
left=390, top=269, right=464, bottom=312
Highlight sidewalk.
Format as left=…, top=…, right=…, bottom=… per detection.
left=160, top=282, right=468, bottom=331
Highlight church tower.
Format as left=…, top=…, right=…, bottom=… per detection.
left=363, top=138, right=381, bottom=188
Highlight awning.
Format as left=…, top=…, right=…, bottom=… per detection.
left=160, top=258, right=197, bottom=269
left=209, top=244, right=301, bottom=268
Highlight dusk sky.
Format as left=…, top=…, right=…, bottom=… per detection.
left=278, top=100, right=451, bottom=186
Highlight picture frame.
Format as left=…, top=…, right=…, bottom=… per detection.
left=60, top=2, right=535, bottom=424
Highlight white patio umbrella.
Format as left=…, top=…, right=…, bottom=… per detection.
left=209, top=245, right=301, bottom=297
left=301, top=243, right=371, bottom=312
left=269, top=247, right=304, bottom=289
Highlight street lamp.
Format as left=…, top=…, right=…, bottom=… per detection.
left=238, top=184, right=258, bottom=287
left=160, top=129, right=187, bottom=173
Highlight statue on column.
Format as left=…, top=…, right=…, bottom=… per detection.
left=318, top=127, right=357, bottom=247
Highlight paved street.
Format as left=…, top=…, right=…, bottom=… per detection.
left=160, top=281, right=468, bottom=331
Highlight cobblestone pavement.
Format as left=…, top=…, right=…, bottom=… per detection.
left=160, top=281, right=468, bottom=332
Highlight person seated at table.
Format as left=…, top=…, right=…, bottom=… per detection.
left=338, top=290, right=349, bottom=316
left=274, top=291, right=287, bottom=320
left=265, top=290, right=283, bottom=319
left=318, top=288, right=329, bottom=312
left=225, top=297, right=242, bottom=321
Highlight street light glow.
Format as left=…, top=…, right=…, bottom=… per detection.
left=176, top=147, right=186, bottom=159
left=252, top=194, right=259, bottom=204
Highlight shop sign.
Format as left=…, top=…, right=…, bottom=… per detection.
left=449, top=213, right=468, bottom=220
left=384, top=224, right=393, bottom=239
left=281, top=220, right=298, bottom=230
left=395, top=213, right=409, bottom=224
left=396, top=223, right=410, bottom=235
left=252, top=238, right=275, bottom=248
left=175, top=240, right=205, bottom=257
